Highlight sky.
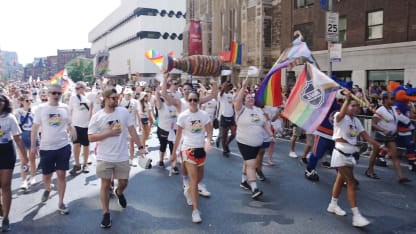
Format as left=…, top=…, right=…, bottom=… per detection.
left=0, top=0, right=121, bottom=65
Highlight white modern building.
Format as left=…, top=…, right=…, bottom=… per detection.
left=88, top=0, right=186, bottom=81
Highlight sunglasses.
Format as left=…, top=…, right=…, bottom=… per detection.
left=50, top=92, right=62, bottom=96
left=188, top=98, right=199, bottom=103
left=109, top=96, right=118, bottom=101
left=41, top=99, right=48, bottom=102
left=25, top=100, right=33, bottom=103
left=184, top=88, right=193, bottom=92
left=75, top=87, right=84, bottom=90
left=171, top=82, right=179, bottom=86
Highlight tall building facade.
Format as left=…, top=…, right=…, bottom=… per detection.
left=88, top=0, right=186, bottom=82
left=46, top=56, right=58, bottom=78
left=57, top=48, right=91, bottom=71
left=24, top=57, right=47, bottom=81
left=280, top=0, right=416, bottom=89
left=184, top=0, right=282, bottom=84
left=1, top=51, right=23, bottom=80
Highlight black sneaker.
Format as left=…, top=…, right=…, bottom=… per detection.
left=58, top=204, right=69, bottom=215
left=240, top=181, right=251, bottom=191
left=251, top=188, right=263, bottom=199
left=172, top=166, right=179, bottom=175
left=301, top=157, right=308, bottom=164
left=82, top=164, right=90, bottom=173
left=322, top=162, right=331, bottom=168
left=1, top=217, right=10, bottom=232
left=159, top=161, right=165, bottom=168
left=305, top=169, right=320, bottom=181
left=115, top=188, right=127, bottom=208
left=101, top=213, right=112, bottom=229
left=222, top=151, right=230, bottom=157
left=256, top=170, right=266, bottom=181
left=41, top=190, right=51, bottom=203
left=69, top=165, right=82, bottom=175
left=215, top=138, right=220, bottom=147
left=375, top=156, right=387, bottom=167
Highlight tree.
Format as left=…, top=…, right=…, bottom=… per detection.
left=65, top=56, right=94, bottom=83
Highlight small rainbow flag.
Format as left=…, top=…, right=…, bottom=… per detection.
left=50, top=69, right=74, bottom=94
left=145, top=49, right=163, bottom=68
left=282, top=63, right=340, bottom=133
left=230, top=41, right=242, bottom=65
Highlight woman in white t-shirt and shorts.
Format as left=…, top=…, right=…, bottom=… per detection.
left=171, top=91, right=212, bottom=223
left=234, top=78, right=275, bottom=200
left=328, top=89, right=389, bottom=227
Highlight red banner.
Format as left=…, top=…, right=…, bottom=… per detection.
left=218, top=51, right=231, bottom=62
left=189, top=20, right=202, bottom=55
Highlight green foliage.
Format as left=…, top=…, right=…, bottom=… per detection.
left=65, top=56, right=94, bottom=83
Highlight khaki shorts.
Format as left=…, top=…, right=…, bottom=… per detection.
left=306, top=134, right=315, bottom=147
left=292, top=126, right=303, bottom=137
left=96, top=160, right=130, bottom=179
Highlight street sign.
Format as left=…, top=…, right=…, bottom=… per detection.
left=326, top=12, right=339, bottom=42
left=329, top=43, right=342, bottom=62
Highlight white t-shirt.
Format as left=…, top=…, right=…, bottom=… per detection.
left=236, top=106, right=266, bottom=147
left=218, top=93, right=234, bottom=117
left=332, top=112, right=365, bottom=145
left=202, top=99, right=217, bottom=120
left=15, top=108, right=36, bottom=131
left=0, top=113, right=21, bottom=144
left=374, top=106, right=404, bottom=136
left=34, top=103, right=71, bottom=150
left=120, top=98, right=139, bottom=123
left=87, top=92, right=103, bottom=115
left=177, top=109, right=210, bottom=150
left=69, top=94, right=91, bottom=128
left=157, top=102, right=177, bottom=132
left=180, top=98, right=189, bottom=113
left=138, top=102, right=150, bottom=119
left=88, top=107, right=134, bottom=162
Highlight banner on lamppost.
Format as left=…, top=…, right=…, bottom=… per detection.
left=189, top=20, right=203, bottom=55
left=329, top=43, right=342, bottom=62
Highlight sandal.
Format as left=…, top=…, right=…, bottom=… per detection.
left=267, top=161, right=275, bottom=166
left=365, top=169, right=380, bottom=179
left=398, top=178, right=411, bottom=184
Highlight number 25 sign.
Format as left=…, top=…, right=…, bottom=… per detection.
left=326, top=12, right=339, bottom=42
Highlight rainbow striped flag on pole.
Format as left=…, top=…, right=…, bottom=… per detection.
left=230, top=41, right=242, bottom=65
left=282, top=63, right=340, bottom=133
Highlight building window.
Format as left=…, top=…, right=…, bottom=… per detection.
left=339, top=17, right=347, bottom=43
left=367, top=70, right=404, bottom=87
left=135, top=8, right=158, bottom=17
left=295, top=0, right=314, bottom=9
left=332, top=71, right=352, bottom=82
left=160, top=10, right=167, bottom=17
left=294, top=23, right=313, bottom=47
left=162, top=33, right=169, bottom=39
left=137, top=31, right=161, bottom=39
left=367, top=10, right=383, bottom=40
left=168, top=11, right=175, bottom=17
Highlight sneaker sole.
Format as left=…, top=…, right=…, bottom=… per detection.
left=100, top=222, right=112, bottom=228
left=192, top=219, right=202, bottom=223
left=252, top=191, right=263, bottom=199
left=352, top=221, right=370, bottom=227
left=59, top=210, right=69, bottom=215
left=240, top=184, right=251, bottom=191
left=198, top=191, right=211, bottom=197
left=327, top=208, right=346, bottom=216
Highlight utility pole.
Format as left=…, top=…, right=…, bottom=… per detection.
left=328, top=0, right=333, bottom=77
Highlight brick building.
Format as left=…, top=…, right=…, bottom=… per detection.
left=46, top=56, right=58, bottom=78
left=184, top=0, right=283, bottom=84
left=280, top=0, right=416, bottom=89
left=57, top=48, right=91, bottom=71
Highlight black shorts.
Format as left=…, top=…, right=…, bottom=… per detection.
left=374, top=131, right=397, bottom=143
left=141, top=118, right=149, bottom=126
left=220, top=115, right=235, bottom=128
left=237, top=142, right=260, bottom=161
left=73, top=126, right=90, bottom=146
left=0, top=141, right=16, bottom=170
left=40, top=144, right=71, bottom=175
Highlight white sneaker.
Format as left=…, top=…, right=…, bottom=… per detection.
left=198, top=183, right=211, bottom=197
left=192, top=210, right=202, bottom=223
left=352, top=214, right=370, bottom=227
left=184, top=190, right=193, bottom=206
left=327, top=203, right=347, bottom=216
left=183, top=180, right=190, bottom=191
left=130, top=159, right=138, bottom=167
left=20, top=180, right=29, bottom=190
left=29, top=177, right=36, bottom=186
left=289, top=151, right=298, bottom=158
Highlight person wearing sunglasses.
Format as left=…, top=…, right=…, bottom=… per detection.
left=69, top=81, right=92, bottom=175
left=0, top=94, right=28, bottom=232
left=366, top=91, right=410, bottom=183
left=15, top=95, right=39, bottom=190
left=31, top=84, right=77, bottom=215
left=171, top=91, right=212, bottom=223
left=88, top=88, right=146, bottom=228
left=234, top=78, right=275, bottom=200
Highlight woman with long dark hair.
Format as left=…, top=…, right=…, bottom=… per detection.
left=0, top=94, right=27, bottom=231
left=138, top=92, right=154, bottom=148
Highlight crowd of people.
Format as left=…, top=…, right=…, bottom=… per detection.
left=0, top=74, right=414, bottom=231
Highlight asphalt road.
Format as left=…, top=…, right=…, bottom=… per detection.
left=5, top=129, right=416, bottom=234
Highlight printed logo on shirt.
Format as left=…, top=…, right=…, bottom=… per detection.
left=227, top=96, right=233, bottom=104
left=128, top=107, right=133, bottom=113
left=108, top=120, right=122, bottom=130
left=48, top=113, right=62, bottom=127
left=0, top=126, right=6, bottom=143
left=169, top=110, right=177, bottom=118
left=250, top=113, right=261, bottom=123
left=347, top=124, right=359, bottom=138
left=190, top=120, right=203, bottom=133
left=79, top=103, right=88, bottom=111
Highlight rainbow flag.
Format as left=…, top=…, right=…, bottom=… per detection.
left=145, top=49, right=163, bottom=68
left=255, top=36, right=314, bottom=106
left=50, top=69, right=74, bottom=94
left=282, top=63, right=340, bottom=133
left=230, top=41, right=242, bottom=65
